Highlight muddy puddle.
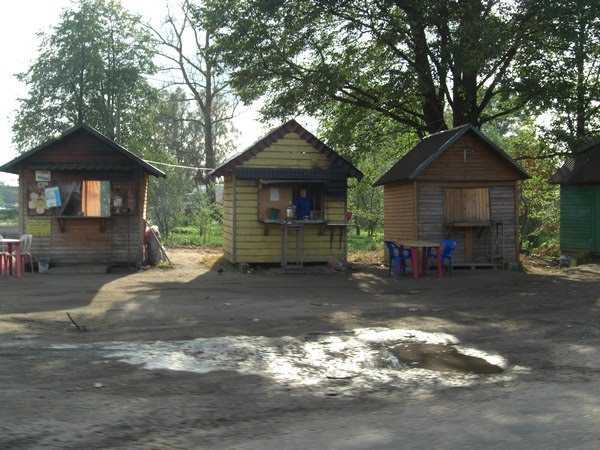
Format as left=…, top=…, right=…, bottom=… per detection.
left=53, top=327, right=518, bottom=394
left=389, top=343, right=504, bottom=374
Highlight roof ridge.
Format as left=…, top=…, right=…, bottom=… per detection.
left=423, top=124, right=470, bottom=140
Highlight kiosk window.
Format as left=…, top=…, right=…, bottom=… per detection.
left=59, top=180, right=111, bottom=217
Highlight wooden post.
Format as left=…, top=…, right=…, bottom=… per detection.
left=465, top=227, right=473, bottom=262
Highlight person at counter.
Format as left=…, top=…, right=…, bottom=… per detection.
left=293, top=186, right=312, bottom=220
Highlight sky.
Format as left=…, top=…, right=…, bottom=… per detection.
left=0, top=0, right=288, bottom=186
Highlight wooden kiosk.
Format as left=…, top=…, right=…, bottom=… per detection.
left=208, top=120, right=363, bottom=266
left=374, top=124, right=529, bottom=268
left=0, top=123, right=165, bottom=268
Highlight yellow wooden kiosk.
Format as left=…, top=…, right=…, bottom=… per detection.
left=208, top=120, right=363, bottom=266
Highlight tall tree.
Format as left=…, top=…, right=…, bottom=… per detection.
left=146, top=88, right=201, bottom=237
left=532, top=0, right=600, bottom=150
left=12, top=0, right=157, bottom=151
left=203, top=0, right=545, bottom=137
left=147, top=0, right=237, bottom=190
left=485, top=119, right=561, bottom=252
left=320, top=104, right=418, bottom=236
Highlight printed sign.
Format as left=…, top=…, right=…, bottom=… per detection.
left=45, top=186, right=62, bottom=208
left=25, top=216, right=52, bottom=236
left=35, top=170, right=51, bottom=182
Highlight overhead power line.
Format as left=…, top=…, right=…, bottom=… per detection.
left=145, top=160, right=215, bottom=171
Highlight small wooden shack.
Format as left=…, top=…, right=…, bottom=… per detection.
left=374, top=124, right=529, bottom=268
left=208, top=119, right=363, bottom=265
left=0, top=123, right=165, bottom=268
left=550, top=140, right=600, bottom=256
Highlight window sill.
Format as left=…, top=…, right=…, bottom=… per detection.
left=56, top=216, right=110, bottom=232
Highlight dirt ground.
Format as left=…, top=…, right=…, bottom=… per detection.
left=1, top=248, right=599, bottom=449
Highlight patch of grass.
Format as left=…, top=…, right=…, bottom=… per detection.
left=347, top=228, right=385, bottom=266
left=156, top=260, right=173, bottom=269
left=166, top=225, right=223, bottom=247
left=347, top=228, right=384, bottom=252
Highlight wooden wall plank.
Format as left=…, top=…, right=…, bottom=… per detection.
left=383, top=182, right=416, bottom=242
left=420, top=134, right=522, bottom=181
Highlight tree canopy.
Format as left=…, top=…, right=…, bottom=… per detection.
left=203, top=0, right=553, bottom=137
left=532, top=0, right=600, bottom=150
left=12, top=0, right=158, bottom=151
left=147, top=0, right=237, bottom=189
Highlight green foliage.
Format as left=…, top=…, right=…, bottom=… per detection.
left=348, top=227, right=384, bottom=252
left=146, top=88, right=227, bottom=239
left=164, top=224, right=223, bottom=247
left=526, top=0, right=600, bottom=150
left=148, top=1, right=238, bottom=192
left=203, top=0, right=549, bottom=135
left=147, top=166, right=193, bottom=239
left=12, top=0, right=158, bottom=151
left=320, top=105, right=419, bottom=236
left=186, top=186, right=223, bottom=245
left=347, top=227, right=386, bottom=264
left=0, top=208, right=18, bottom=225
left=484, top=119, right=561, bottom=254
left=0, top=184, right=18, bottom=208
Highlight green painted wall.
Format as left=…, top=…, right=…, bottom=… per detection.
left=560, top=185, right=600, bottom=253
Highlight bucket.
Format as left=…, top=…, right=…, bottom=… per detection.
left=38, top=257, right=50, bottom=274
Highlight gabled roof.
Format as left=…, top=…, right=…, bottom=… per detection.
left=549, top=140, right=600, bottom=184
left=208, top=119, right=363, bottom=181
left=373, top=124, right=529, bottom=186
left=0, top=122, right=165, bottom=178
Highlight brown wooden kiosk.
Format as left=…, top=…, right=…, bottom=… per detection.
left=0, top=123, right=165, bottom=269
left=208, top=119, right=363, bottom=267
left=374, top=124, right=529, bottom=269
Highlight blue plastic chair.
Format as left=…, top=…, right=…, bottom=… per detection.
left=384, top=241, right=408, bottom=276
left=430, top=239, right=457, bottom=274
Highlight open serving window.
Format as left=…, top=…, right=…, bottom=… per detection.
left=258, top=181, right=324, bottom=221
left=57, top=180, right=111, bottom=217
left=27, top=177, right=139, bottom=232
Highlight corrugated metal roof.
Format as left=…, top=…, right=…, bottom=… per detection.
left=208, top=119, right=363, bottom=181
left=373, top=124, right=529, bottom=186
left=550, top=141, right=600, bottom=184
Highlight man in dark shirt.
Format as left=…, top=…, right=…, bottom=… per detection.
left=293, top=187, right=311, bottom=220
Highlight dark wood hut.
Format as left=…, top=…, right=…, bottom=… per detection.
left=208, top=119, right=363, bottom=266
left=374, top=124, right=530, bottom=268
left=0, top=123, right=165, bottom=268
left=550, top=140, right=600, bottom=256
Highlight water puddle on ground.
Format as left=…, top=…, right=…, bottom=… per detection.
left=388, top=343, right=504, bottom=374
left=53, top=327, right=519, bottom=394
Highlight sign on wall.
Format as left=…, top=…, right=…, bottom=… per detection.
left=44, top=186, right=62, bottom=208
left=35, top=170, right=51, bottom=182
left=25, top=216, right=52, bottom=236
